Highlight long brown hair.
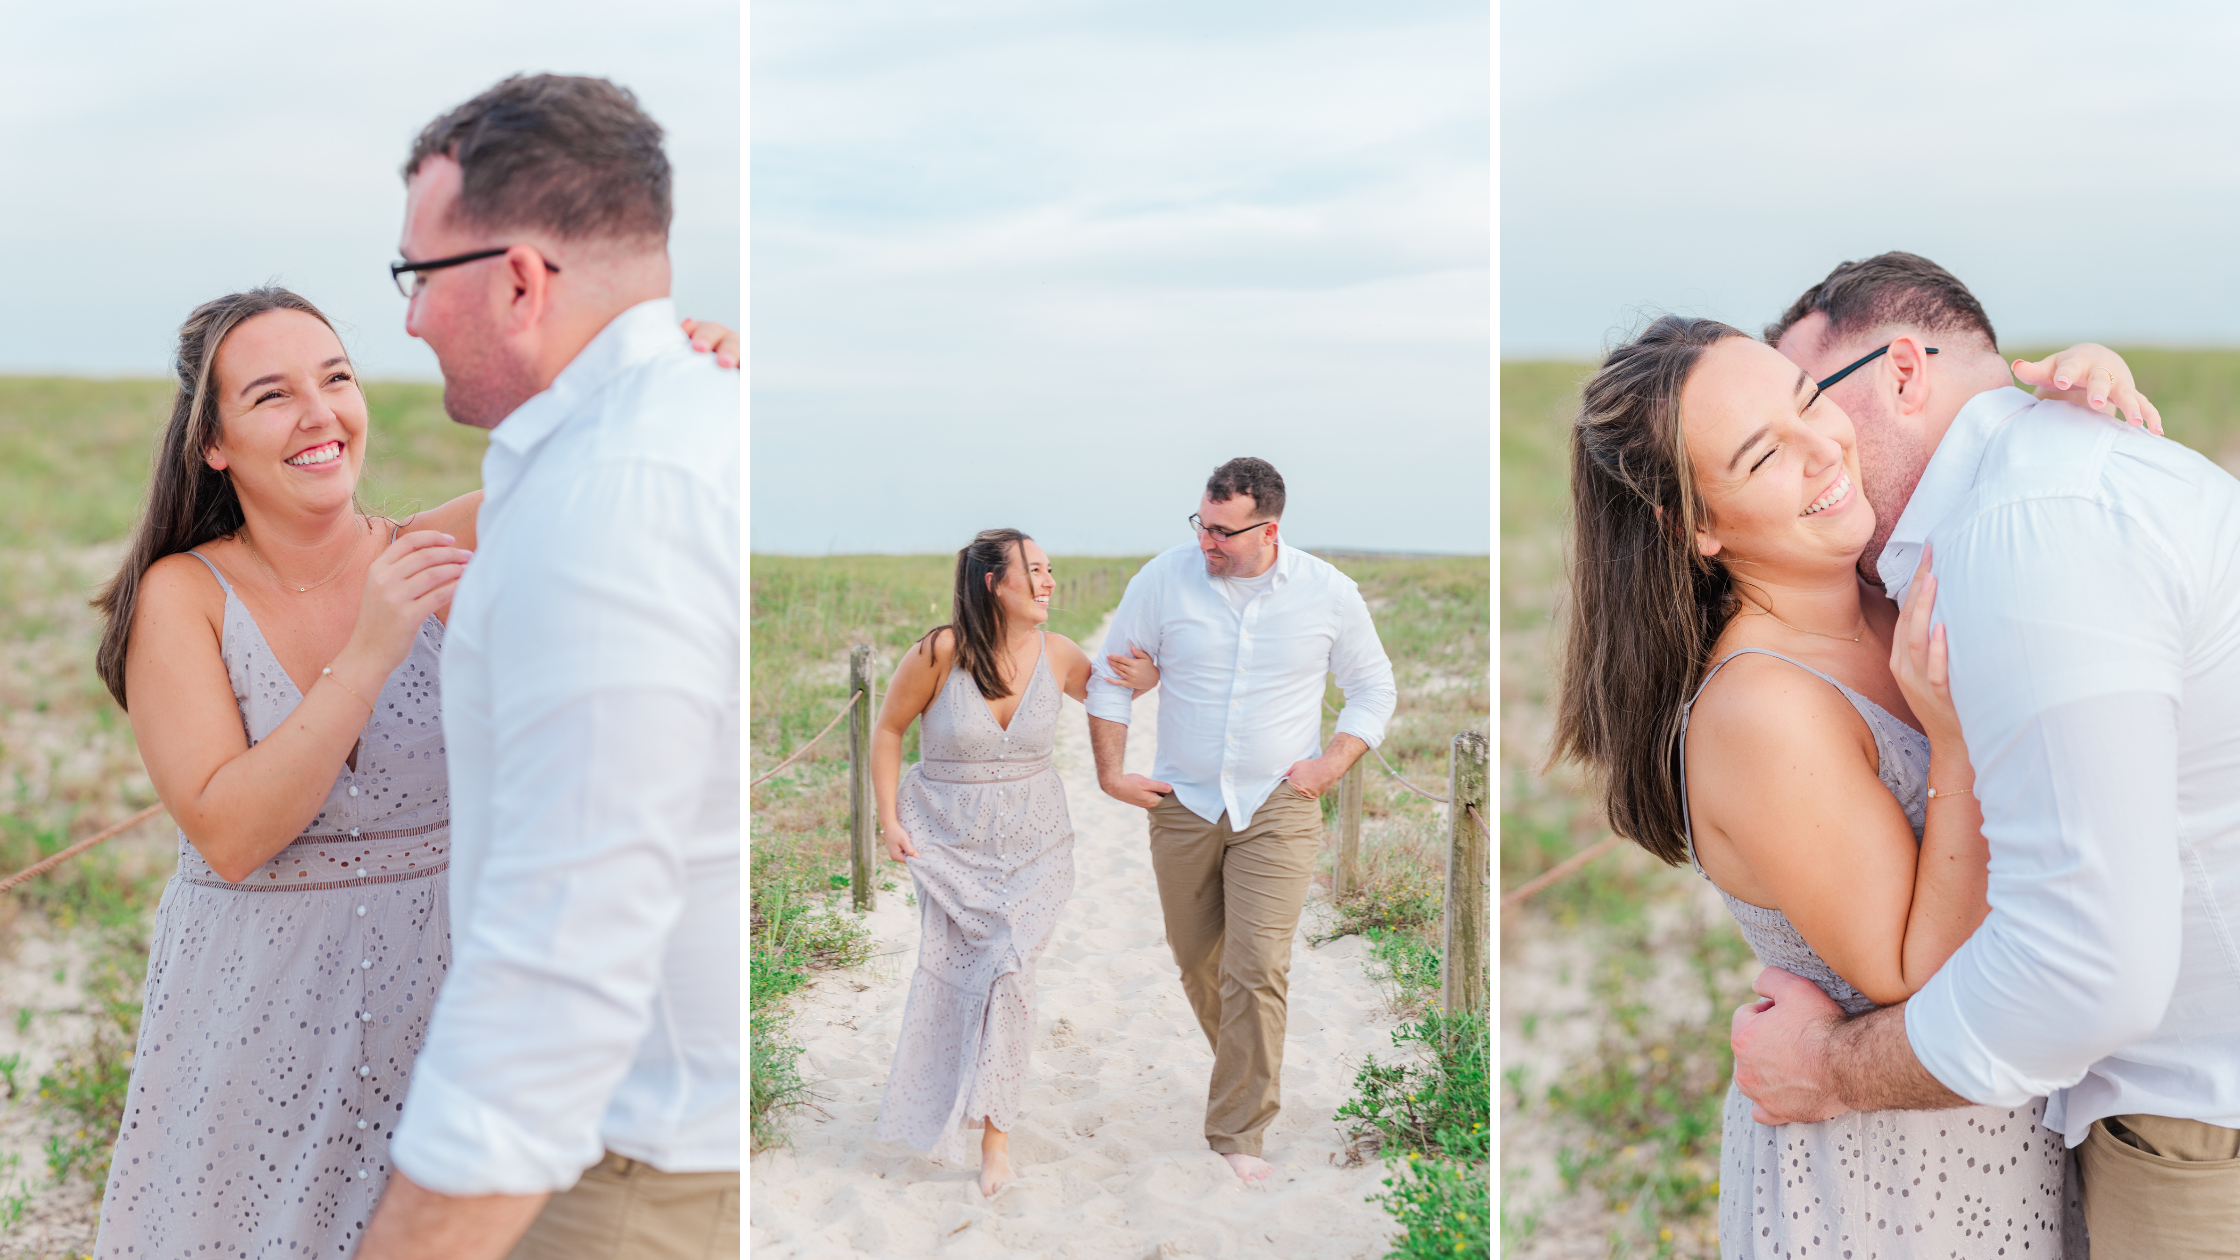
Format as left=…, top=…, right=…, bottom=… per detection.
left=917, top=528, right=1035, bottom=700
left=92, top=288, right=355, bottom=710
left=1548, top=315, right=1747, bottom=865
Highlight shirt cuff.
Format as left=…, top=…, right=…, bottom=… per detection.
left=1333, top=710, right=1387, bottom=750
left=390, top=1061, right=599, bottom=1196
left=1084, top=680, right=1133, bottom=725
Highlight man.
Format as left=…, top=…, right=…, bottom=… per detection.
left=359, top=75, right=739, bottom=1258
left=1731, top=252, right=2240, bottom=1254
left=1087, top=457, right=1396, bottom=1182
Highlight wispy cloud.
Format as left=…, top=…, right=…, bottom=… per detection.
left=0, top=0, right=737, bottom=380
left=1503, top=0, right=2240, bottom=357
left=752, top=0, right=1488, bottom=554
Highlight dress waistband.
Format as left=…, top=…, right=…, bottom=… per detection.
left=916, top=755, right=1053, bottom=784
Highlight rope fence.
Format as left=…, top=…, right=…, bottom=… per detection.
left=1320, top=698, right=1448, bottom=803
left=748, top=690, right=862, bottom=789
left=0, top=803, right=167, bottom=896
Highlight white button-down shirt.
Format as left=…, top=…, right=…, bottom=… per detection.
left=1085, top=543, right=1395, bottom=830
left=391, top=298, right=741, bottom=1194
left=1885, top=385, right=2240, bottom=1146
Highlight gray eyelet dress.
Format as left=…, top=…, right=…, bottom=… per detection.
left=1682, top=649, right=2085, bottom=1259
left=873, top=636, right=1074, bottom=1166
left=95, top=551, right=450, bottom=1258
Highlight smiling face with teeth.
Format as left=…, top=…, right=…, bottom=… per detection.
left=987, top=537, right=1056, bottom=631
left=202, top=309, right=369, bottom=519
left=1680, top=336, right=1875, bottom=578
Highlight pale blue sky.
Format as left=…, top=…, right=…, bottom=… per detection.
left=0, top=0, right=738, bottom=381
left=1503, top=0, right=2240, bottom=358
left=752, top=0, right=1490, bottom=555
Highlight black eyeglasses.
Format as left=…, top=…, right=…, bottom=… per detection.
left=1189, top=513, right=1271, bottom=541
left=1807, top=343, right=1936, bottom=409
left=390, top=247, right=560, bottom=298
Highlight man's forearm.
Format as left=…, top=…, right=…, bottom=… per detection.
left=359, top=1172, right=547, bottom=1259
left=1323, top=732, right=1369, bottom=774
left=1089, top=714, right=1128, bottom=784
left=1830, top=1002, right=1967, bottom=1113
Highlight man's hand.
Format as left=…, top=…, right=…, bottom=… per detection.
left=1101, top=772, right=1174, bottom=809
left=1283, top=733, right=1368, bottom=800
left=1730, top=967, right=1851, bottom=1125
left=1088, top=715, right=1169, bottom=808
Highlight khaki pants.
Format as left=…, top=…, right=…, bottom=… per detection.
left=2076, top=1113, right=2240, bottom=1259
left=506, top=1151, right=740, bottom=1260
left=1147, top=784, right=1322, bottom=1158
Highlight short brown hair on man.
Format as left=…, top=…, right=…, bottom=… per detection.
left=1763, top=251, right=1997, bottom=353
left=1206, top=457, right=1286, bottom=519
left=405, top=74, right=671, bottom=245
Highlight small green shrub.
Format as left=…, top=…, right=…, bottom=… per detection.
left=1336, top=1009, right=1491, bottom=1260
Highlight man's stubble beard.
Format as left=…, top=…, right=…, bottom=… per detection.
left=438, top=337, right=544, bottom=430
left=1848, top=395, right=1931, bottom=587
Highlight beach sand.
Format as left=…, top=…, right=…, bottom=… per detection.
left=749, top=619, right=1407, bottom=1259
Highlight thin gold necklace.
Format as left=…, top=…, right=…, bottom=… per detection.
left=1741, top=605, right=1867, bottom=644
left=240, top=517, right=365, bottom=594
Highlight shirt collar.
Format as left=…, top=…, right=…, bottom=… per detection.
left=486, top=297, right=682, bottom=460
left=1875, top=384, right=2036, bottom=600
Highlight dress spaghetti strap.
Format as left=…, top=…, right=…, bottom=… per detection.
left=183, top=549, right=234, bottom=595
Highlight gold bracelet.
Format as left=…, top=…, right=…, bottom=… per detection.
left=1927, top=785, right=1974, bottom=802
left=321, top=666, right=376, bottom=714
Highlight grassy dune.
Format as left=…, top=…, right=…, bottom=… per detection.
left=1498, top=348, right=2240, bottom=1257
left=0, top=376, right=483, bottom=1249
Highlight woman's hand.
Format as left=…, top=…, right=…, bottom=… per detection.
left=2011, top=344, right=2161, bottom=434
left=680, top=319, right=740, bottom=370
left=1889, top=546, right=1963, bottom=748
left=344, top=531, right=470, bottom=677
left=883, top=820, right=918, bottom=863
left=1104, top=644, right=1160, bottom=694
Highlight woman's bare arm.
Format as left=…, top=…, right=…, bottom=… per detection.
left=871, top=631, right=952, bottom=861
left=1688, top=656, right=1987, bottom=1007
left=126, top=536, right=467, bottom=883
left=404, top=489, right=484, bottom=554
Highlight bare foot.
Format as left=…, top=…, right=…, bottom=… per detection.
left=1222, top=1152, right=1274, bottom=1183
left=979, top=1127, right=1015, bottom=1198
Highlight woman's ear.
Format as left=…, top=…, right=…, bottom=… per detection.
left=204, top=445, right=228, bottom=472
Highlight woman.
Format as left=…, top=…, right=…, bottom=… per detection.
left=1551, top=317, right=2149, bottom=1258
left=87, top=287, right=735, bottom=1256
left=868, top=529, right=1155, bottom=1197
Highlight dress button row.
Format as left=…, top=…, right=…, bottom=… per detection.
left=358, top=1065, right=371, bottom=1077
left=349, top=786, right=359, bottom=797
left=361, top=959, right=372, bottom=969
left=357, top=905, right=367, bottom=916
left=358, top=1120, right=369, bottom=1130
left=359, top=1011, right=371, bottom=1023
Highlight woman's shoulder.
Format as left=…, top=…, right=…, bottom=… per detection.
left=140, top=547, right=232, bottom=605
left=1688, top=649, right=1864, bottom=757
left=1043, top=631, right=1088, bottom=665
left=911, top=626, right=958, bottom=671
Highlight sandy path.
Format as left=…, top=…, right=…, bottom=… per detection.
left=750, top=616, right=1404, bottom=1259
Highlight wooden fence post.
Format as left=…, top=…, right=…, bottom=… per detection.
left=1334, top=756, right=1364, bottom=898
left=1441, top=729, right=1489, bottom=1016
left=848, top=644, right=876, bottom=912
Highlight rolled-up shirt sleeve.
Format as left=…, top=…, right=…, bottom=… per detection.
left=1904, top=498, right=2187, bottom=1108
left=1327, top=579, right=1396, bottom=749
left=1085, top=567, right=1161, bottom=726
